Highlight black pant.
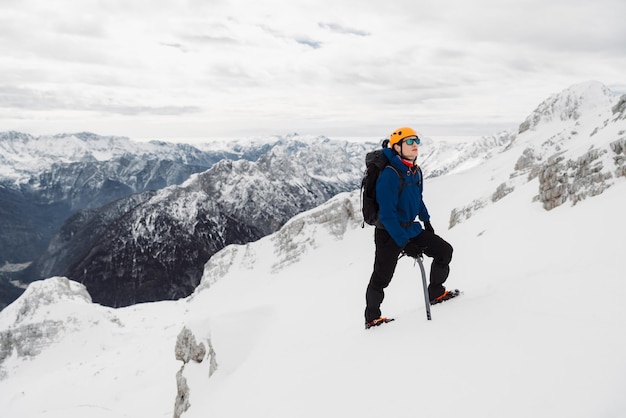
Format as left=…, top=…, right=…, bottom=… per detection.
left=365, top=228, right=453, bottom=323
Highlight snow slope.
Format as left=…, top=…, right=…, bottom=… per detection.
left=180, top=172, right=626, bottom=417
left=1, top=81, right=625, bottom=417
left=1, top=181, right=624, bottom=417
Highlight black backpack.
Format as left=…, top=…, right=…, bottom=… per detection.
left=360, top=140, right=404, bottom=227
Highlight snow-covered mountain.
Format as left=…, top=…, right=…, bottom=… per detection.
left=449, top=80, right=626, bottom=227
left=0, top=132, right=245, bottom=274
left=419, top=130, right=516, bottom=178
left=0, top=81, right=625, bottom=417
left=0, top=133, right=355, bottom=307
left=0, top=131, right=244, bottom=185
left=12, top=137, right=376, bottom=307
left=2, top=132, right=508, bottom=309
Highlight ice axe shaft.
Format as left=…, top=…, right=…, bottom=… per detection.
left=415, top=254, right=431, bottom=320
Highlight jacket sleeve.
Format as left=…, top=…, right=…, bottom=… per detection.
left=417, top=168, right=430, bottom=223
left=418, top=199, right=430, bottom=223
left=376, top=168, right=411, bottom=248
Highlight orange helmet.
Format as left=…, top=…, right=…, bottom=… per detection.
left=389, top=127, right=418, bottom=147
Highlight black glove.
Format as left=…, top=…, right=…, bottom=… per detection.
left=403, top=242, right=423, bottom=258
left=424, top=221, right=434, bottom=234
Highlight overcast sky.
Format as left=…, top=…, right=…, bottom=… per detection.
left=1, top=0, right=625, bottom=141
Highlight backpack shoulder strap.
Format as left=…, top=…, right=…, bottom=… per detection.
left=383, top=164, right=405, bottom=198
left=386, top=164, right=404, bottom=184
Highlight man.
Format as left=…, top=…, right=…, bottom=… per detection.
left=365, top=126, right=455, bottom=329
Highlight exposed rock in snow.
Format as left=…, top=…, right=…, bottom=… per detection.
left=174, top=326, right=217, bottom=418
left=611, top=138, right=626, bottom=178
left=449, top=198, right=488, bottom=229
left=175, top=327, right=207, bottom=364
left=195, top=191, right=361, bottom=292
left=537, top=148, right=613, bottom=210
left=0, top=277, right=122, bottom=379
left=491, top=182, right=515, bottom=203
left=612, top=95, right=626, bottom=119
left=174, top=367, right=191, bottom=418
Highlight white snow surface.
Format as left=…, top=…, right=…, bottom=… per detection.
left=1, top=81, right=626, bottom=417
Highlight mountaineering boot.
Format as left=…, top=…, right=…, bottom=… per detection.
left=365, top=317, right=395, bottom=329
left=430, top=289, right=461, bottom=305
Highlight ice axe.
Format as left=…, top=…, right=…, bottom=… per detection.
left=400, top=249, right=431, bottom=320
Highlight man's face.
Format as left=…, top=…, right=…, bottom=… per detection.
left=395, top=138, right=419, bottom=160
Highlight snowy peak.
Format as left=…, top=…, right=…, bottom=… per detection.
left=0, top=131, right=242, bottom=186
left=0, top=276, right=92, bottom=328
left=0, top=132, right=143, bottom=179
left=0, top=277, right=123, bottom=380
left=519, top=81, right=616, bottom=133
left=449, top=81, right=626, bottom=227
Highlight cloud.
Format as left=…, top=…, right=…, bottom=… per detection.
left=0, top=85, right=200, bottom=116
left=0, top=86, right=64, bottom=111
left=318, top=22, right=370, bottom=37
left=182, top=34, right=239, bottom=45
left=296, top=38, right=322, bottom=49
left=439, top=0, right=626, bottom=54
left=0, top=0, right=624, bottom=139
left=160, top=42, right=188, bottom=52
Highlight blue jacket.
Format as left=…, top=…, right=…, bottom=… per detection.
left=376, top=148, right=430, bottom=248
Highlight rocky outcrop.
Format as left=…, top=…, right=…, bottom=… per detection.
left=449, top=198, right=487, bottom=229
left=491, top=183, right=515, bottom=203
left=174, top=326, right=217, bottom=418
left=612, top=95, right=626, bottom=120
left=610, top=138, right=626, bottom=177
left=175, top=327, right=208, bottom=364
left=447, top=181, right=515, bottom=229
left=0, top=277, right=121, bottom=379
left=536, top=148, right=613, bottom=210
left=514, top=147, right=544, bottom=180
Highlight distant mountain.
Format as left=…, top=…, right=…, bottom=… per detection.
left=419, top=131, right=515, bottom=178
left=0, top=133, right=247, bottom=267
left=0, top=133, right=286, bottom=309
left=0, top=131, right=514, bottom=309
left=15, top=138, right=369, bottom=307
left=0, top=131, right=241, bottom=183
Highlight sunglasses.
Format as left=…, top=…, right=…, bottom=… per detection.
left=401, top=136, right=420, bottom=145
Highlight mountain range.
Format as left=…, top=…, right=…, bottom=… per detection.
left=0, top=80, right=624, bottom=417
left=0, top=129, right=510, bottom=309
left=0, top=132, right=271, bottom=308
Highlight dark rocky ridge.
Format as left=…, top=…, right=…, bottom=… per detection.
left=17, top=139, right=368, bottom=307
